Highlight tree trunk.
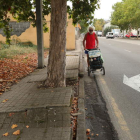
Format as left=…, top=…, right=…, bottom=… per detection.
left=137, top=29, right=138, bottom=39
left=45, top=0, right=67, bottom=87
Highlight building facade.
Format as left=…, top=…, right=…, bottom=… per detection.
left=0, top=14, right=76, bottom=50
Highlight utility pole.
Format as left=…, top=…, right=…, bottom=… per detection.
left=36, top=0, right=44, bottom=68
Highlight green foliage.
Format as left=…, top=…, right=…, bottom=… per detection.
left=0, top=44, right=37, bottom=59
left=0, top=42, right=10, bottom=50
left=78, top=20, right=88, bottom=33
left=17, top=41, right=37, bottom=48
left=0, top=0, right=100, bottom=45
left=68, top=0, right=100, bottom=25
left=104, top=26, right=117, bottom=36
left=93, top=18, right=105, bottom=31
left=111, top=0, right=140, bottom=32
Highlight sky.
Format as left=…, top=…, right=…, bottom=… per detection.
left=94, top=0, right=122, bottom=20
left=67, top=0, right=122, bottom=20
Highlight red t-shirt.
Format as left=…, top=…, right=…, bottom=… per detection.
left=86, top=32, right=96, bottom=49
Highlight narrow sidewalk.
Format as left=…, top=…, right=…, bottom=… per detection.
left=0, top=38, right=84, bottom=140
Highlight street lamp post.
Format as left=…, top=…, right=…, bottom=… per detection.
left=36, top=0, right=44, bottom=68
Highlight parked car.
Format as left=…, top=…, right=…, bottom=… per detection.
left=97, top=31, right=102, bottom=37
left=106, top=32, right=114, bottom=39
left=118, top=33, right=123, bottom=37
left=114, top=32, right=119, bottom=37
left=125, top=33, right=140, bottom=38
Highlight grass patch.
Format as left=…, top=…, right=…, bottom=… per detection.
left=0, top=45, right=37, bottom=59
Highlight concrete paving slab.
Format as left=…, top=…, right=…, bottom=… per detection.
left=66, top=56, right=79, bottom=70
left=29, top=68, right=47, bottom=75
left=66, top=52, right=80, bottom=56
left=0, top=87, right=72, bottom=113
left=28, top=74, right=47, bottom=82
left=66, top=70, right=79, bottom=79
left=0, top=38, right=83, bottom=140
left=0, top=109, right=72, bottom=140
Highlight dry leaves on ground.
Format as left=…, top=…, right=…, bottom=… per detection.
left=3, top=132, right=9, bottom=136
left=71, top=97, right=78, bottom=140
left=86, top=129, right=91, bottom=135
left=0, top=52, right=48, bottom=92
left=9, top=113, right=15, bottom=117
left=13, top=130, right=20, bottom=135
left=26, top=125, right=29, bottom=128
left=2, top=99, right=8, bottom=103
left=11, top=124, right=18, bottom=129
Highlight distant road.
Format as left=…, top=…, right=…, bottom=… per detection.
left=96, top=37, right=140, bottom=140
left=102, top=37, right=140, bottom=45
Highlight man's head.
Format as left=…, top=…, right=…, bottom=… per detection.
left=88, top=26, right=95, bottom=34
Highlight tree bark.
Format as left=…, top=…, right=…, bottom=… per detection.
left=45, top=0, right=67, bottom=87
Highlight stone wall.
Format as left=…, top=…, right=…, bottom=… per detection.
left=0, top=22, right=30, bottom=36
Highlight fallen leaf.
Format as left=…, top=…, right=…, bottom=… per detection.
left=26, top=125, right=29, bottom=128
left=91, top=133, right=94, bottom=136
left=3, top=132, right=9, bottom=136
left=96, top=134, right=99, bottom=136
left=11, top=124, right=18, bottom=129
left=25, top=110, right=27, bottom=117
left=85, top=108, right=87, bottom=110
left=0, top=93, right=3, bottom=95
left=87, top=137, right=91, bottom=140
left=13, top=130, right=20, bottom=135
left=86, top=129, right=90, bottom=135
left=2, top=99, right=9, bottom=103
left=9, top=113, right=15, bottom=117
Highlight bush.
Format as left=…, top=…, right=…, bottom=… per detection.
left=0, top=45, right=37, bottom=59
left=0, top=42, right=10, bottom=50
left=18, top=41, right=36, bottom=47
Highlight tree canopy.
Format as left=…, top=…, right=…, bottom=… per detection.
left=78, top=20, right=88, bottom=33
left=111, top=0, right=140, bottom=34
left=0, top=0, right=100, bottom=44
left=93, top=18, right=105, bottom=31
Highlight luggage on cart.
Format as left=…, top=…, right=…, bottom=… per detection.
left=87, top=49, right=105, bottom=76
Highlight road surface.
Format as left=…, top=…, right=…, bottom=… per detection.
left=96, top=37, right=140, bottom=140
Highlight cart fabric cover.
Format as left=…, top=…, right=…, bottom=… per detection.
left=88, top=50, right=104, bottom=62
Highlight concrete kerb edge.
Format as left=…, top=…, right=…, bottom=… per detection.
left=76, top=78, right=86, bottom=140
left=79, top=49, right=84, bottom=77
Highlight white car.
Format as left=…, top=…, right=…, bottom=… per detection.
left=106, top=32, right=114, bottom=39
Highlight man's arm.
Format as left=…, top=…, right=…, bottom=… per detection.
left=95, top=33, right=99, bottom=48
left=83, top=33, right=87, bottom=50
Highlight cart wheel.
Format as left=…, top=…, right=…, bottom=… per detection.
left=88, top=68, right=90, bottom=76
left=102, top=66, right=105, bottom=75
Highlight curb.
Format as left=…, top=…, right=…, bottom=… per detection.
left=77, top=42, right=86, bottom=140
left=76, top=78, right=86, bottom=140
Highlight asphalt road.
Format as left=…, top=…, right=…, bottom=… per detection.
left=96, top=37, right=140, bottom=140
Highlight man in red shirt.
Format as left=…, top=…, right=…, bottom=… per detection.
left=83, top=26, right=99, bottom=68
